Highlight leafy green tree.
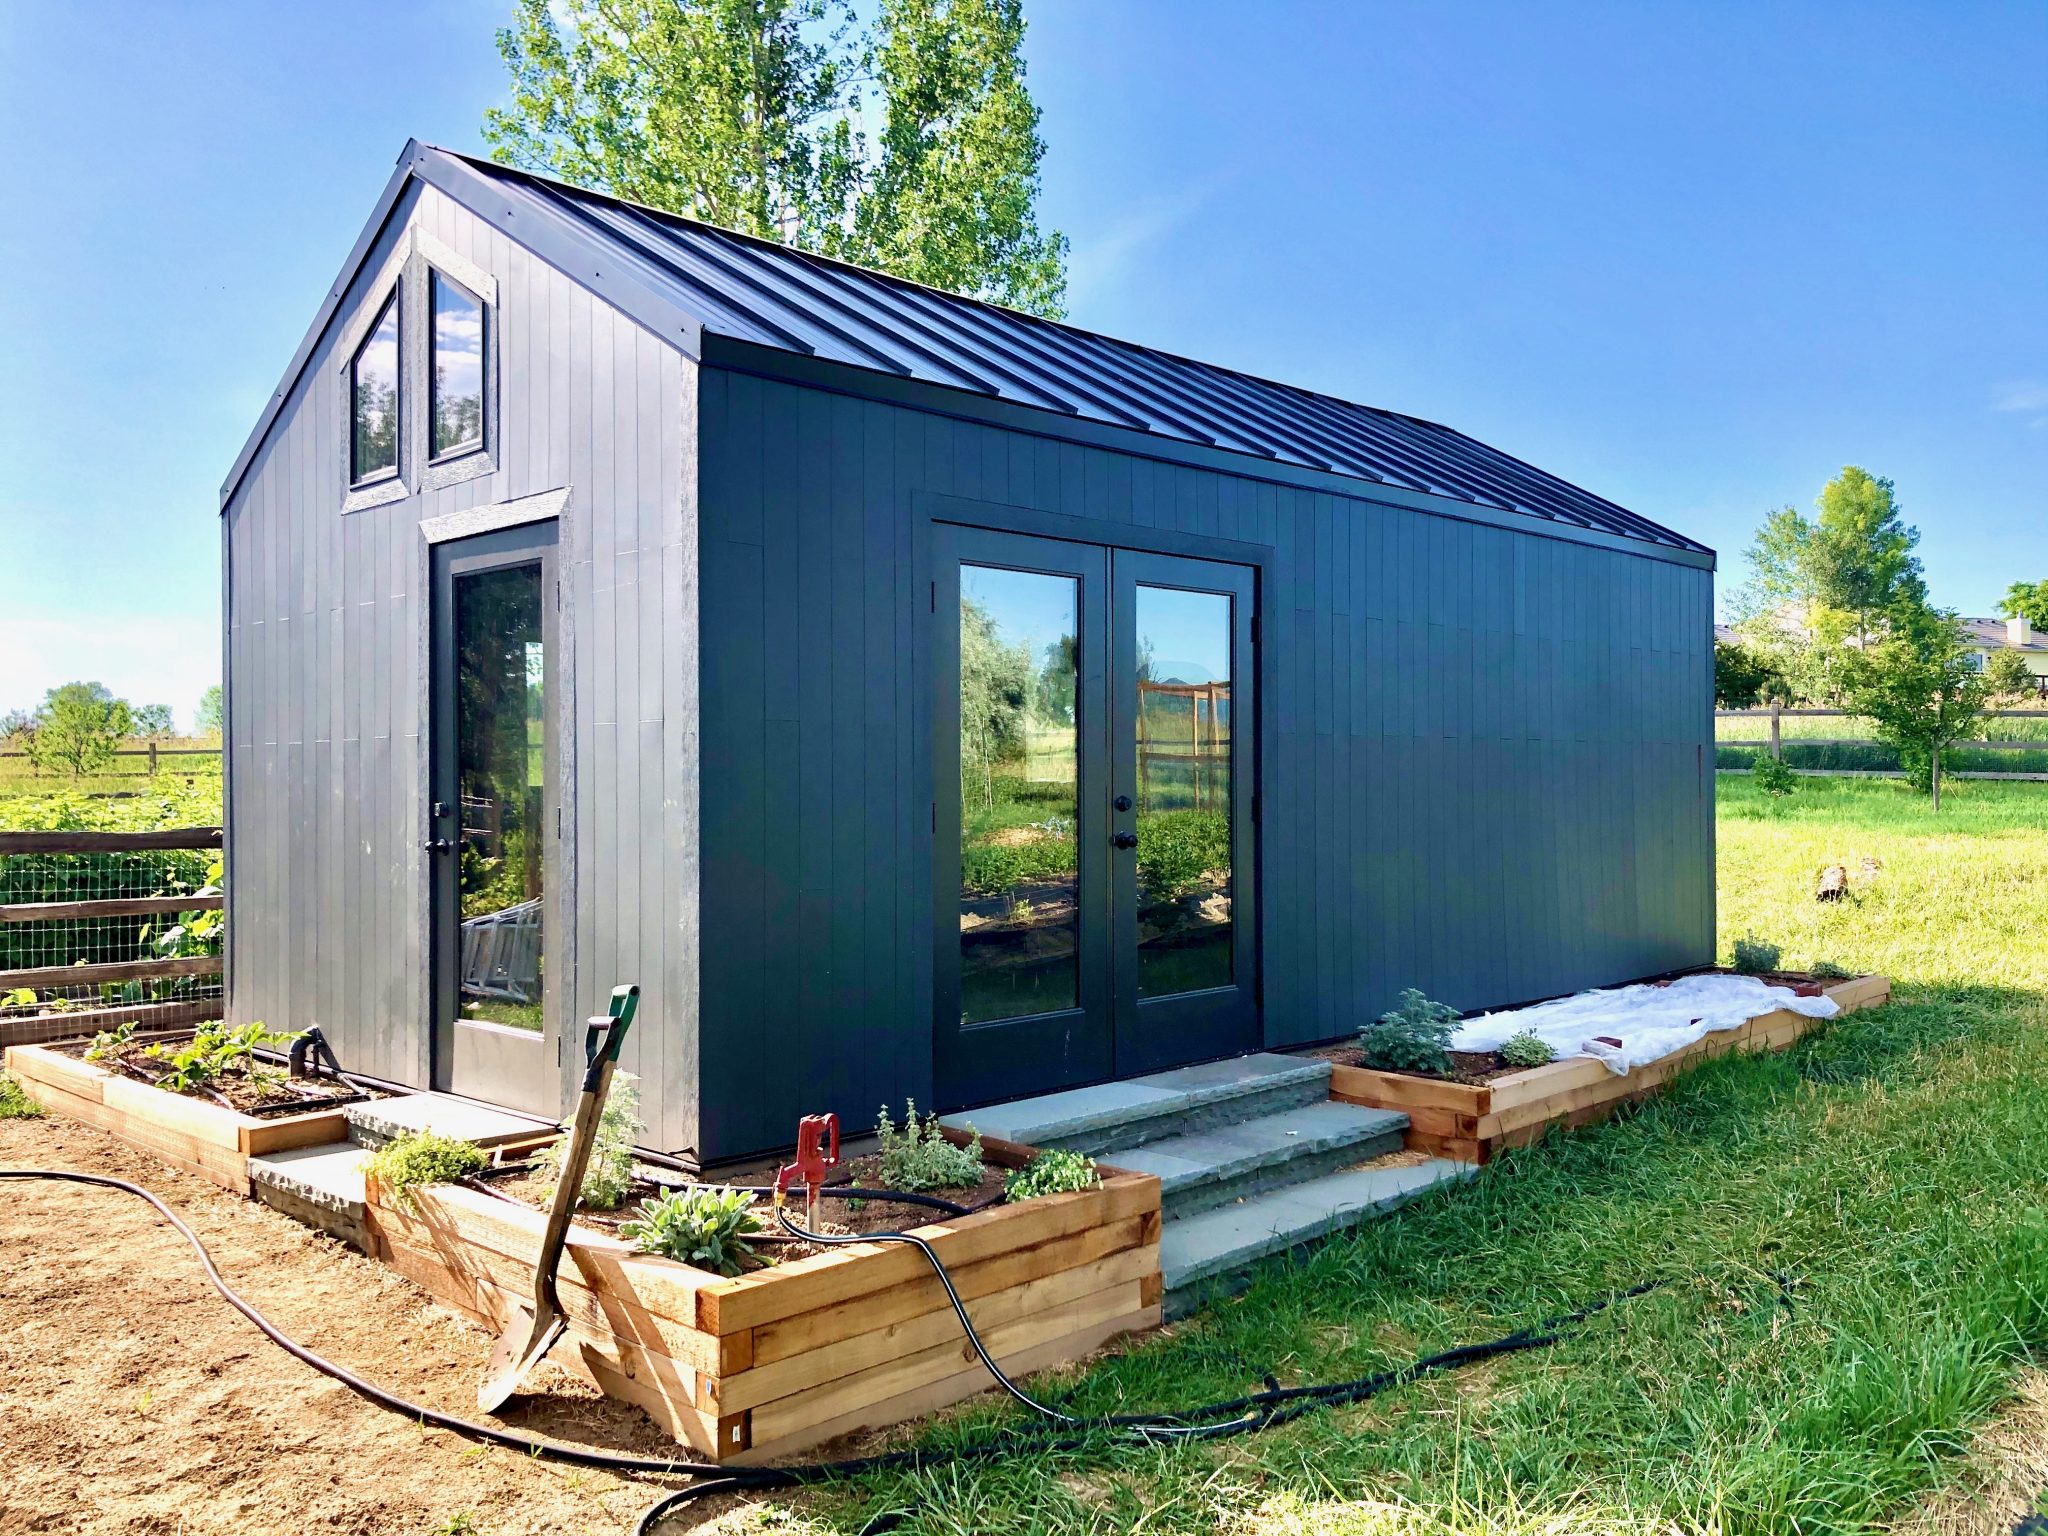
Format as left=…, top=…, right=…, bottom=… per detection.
left=195, top=685, right=224, bottom=736
left=1998, top=580, right=2048, bottom=631
left=130, top=704, right=174, bottom=738
left=24, top=683, right=133, bottom=778
left=484, top=0, right=1067, bottom=315
left=1838, top=608, right=1987, bottom=810
left=1713, top=639, right=1784, bottom=710
left=958, top=595, right=1031, bottom=808
left=1983, top=646, right=2037, bottom=703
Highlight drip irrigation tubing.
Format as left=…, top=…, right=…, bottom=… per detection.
left=0, top=1167, right=1744, bottom=1536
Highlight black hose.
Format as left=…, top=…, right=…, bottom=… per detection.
left=0, top=1167, right=1693, bottom=1536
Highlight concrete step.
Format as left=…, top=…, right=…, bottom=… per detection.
left=1160, top=1157, right=1475, bottom=1319
left=942, top=1053, right=1333, bottom=1156
left=1111, top=1101, right=1410, bottom=1220
left=345, top=1091, right=555, bottom=1149
left=249, top=1140, right=371, bottom=1251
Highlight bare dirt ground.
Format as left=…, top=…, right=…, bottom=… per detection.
left=0, top=1114, right=775, bottom=1536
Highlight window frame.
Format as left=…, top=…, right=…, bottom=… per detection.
left=427, top=267, right=489, bottom=465
left=348, top=288, right=404, bottom=488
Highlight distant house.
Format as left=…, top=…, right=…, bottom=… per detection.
left=1960, top=617, right=2048, bottom=688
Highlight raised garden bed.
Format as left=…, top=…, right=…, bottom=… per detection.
left=4, top=1038, right=362, bottom=1194
left=362, top=1137, right=1163, bottom=1463
left=1326, top=972, right=1891, bottom=1164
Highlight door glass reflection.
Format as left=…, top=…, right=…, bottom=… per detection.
left=1134, top=585, right=1232, bottom=997
left=453, top=564, right=545, bottom=1031
left=959, top=565, right=1080, bottom=1024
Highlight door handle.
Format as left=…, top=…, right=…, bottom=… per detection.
left=422, top=837, right=454, bottom=853
left=1112, top=830, right=1138, bottom=850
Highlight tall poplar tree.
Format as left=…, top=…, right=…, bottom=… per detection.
left=484, top=0, right=1068, bottom=316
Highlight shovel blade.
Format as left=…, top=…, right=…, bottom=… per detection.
left=477, top=1303, right=569, bottom=1414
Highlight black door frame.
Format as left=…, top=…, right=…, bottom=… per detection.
left=924, top=495, right=1270, bottom=1110
left=427, top=520, right=561, bottom=1114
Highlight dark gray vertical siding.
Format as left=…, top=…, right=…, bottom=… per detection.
left=697, top=368, right=1712, bottom=1160
left=224, top=184, right=700, bottom=1150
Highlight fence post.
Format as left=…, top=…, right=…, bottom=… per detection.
left=1769, top=700, right=1782, bottom=762
left=147, top=741, right=158, bottom=775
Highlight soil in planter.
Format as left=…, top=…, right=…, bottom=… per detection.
left=55, top=1035, right=376, bottom=1117
left=470, top=1155, right=1013, bottom=1270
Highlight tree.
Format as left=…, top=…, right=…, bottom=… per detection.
left=195, top=685, right=224, bottom=736
left=1998, top=580, right=2048, bottom=632
left=23, top=682, right=133, bottom=779
left=483, top=0, right=1067, bottom=316
left=1983, top=646, right=2038, bottom=704
left=1838, top=609, right=1987, bottom=811
left=130, top=704, right=174, bottom=738
left=957, top=595, right=1031, bottom=808
left=1713, top=639, right=1784, bottom=710
left=0, top=709, right=29, bottom=745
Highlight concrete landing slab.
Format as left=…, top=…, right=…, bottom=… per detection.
left=1161, top=1156, right=1475, bottom=1315
left=1112, top=1100, right=1409, bottom=1217
left=346, top=1092, right=554, bottom=1148
left=249, top=1141, right=371, bottom=1251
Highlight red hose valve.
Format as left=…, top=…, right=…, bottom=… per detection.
left=775, top=1113, right=841, bottom=1228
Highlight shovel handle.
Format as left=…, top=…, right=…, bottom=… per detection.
left=579, top=984, right=639, bottom=1094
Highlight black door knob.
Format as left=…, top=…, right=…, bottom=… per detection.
left=1112, top=830, right=1138, bottom=850
left=1114, top=794, right=1133, bottom=812
left=421, top=837, right=454, bottom=853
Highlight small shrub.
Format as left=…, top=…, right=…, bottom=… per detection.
left=366, top=1130, right=488, bottom=1211
left=1136, top=810, right=1230, bottom=900
left=621, top=1185, right=762, bottom=1276
left=1498, top=1030, right=1557, bottom=1068
left=1357, top=988, right=1460, bottom=1075
left=1731, top=934, right=1783, bottom=974
left=535, top=1075, right=643, bottom=1210
left=1809, top=958, right=1854, bottom=981
left=1752, top=754, right=1797, bottom=795
left=876, top=1099, right=984, bottom=1191
left=0, top=1071, right=43, bottom=1119
left=1004, top=1148, right=1099, bottom=1201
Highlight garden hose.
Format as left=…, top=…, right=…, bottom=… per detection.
left=2, top=1166, right=1698, bottom=1536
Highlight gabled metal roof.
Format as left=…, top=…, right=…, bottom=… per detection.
left=227, top=141, right=1710, bottom=558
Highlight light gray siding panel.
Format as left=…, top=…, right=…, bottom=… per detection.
left=696, top=369, right=1714, bottom=1160
left=223, top=184, right=699, bottom=1151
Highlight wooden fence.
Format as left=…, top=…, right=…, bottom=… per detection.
left=0, top=826, right=223, bottom=1047
left=1717, top=705, right=2048, bottom=781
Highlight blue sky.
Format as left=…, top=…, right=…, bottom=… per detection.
left=3, top=1, right=2043, bottom=728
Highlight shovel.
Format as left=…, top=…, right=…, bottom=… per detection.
left=477, top=983, right=639, bottom=1413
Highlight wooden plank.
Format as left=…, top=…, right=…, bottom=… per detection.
left=719, top=1243, right=1160, bottom=1412
left=1325, top=1064, right=1489, bottom=1116
left=5, top=1044, right=110, bottom=1104
left=0, top=954, right=222, bottom=991
left=100, top=1074, right=248, bottom=1152
left=0, top=827, right=222, bottom=854
left=735, top=1306, right=1159, bottom=1466
left=0, top=894, right=223, bottom=923
left=698, top=1171, right=1160, bottom=1335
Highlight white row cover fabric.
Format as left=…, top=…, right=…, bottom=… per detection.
left=1450, top=972, right=1838, bottom=1076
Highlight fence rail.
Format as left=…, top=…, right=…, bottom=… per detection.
left=0, top=825, right=223, bottom=1049
left=1715, top=705, right=2048, bottom=782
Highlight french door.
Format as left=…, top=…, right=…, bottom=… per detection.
left=427, top=522, right=560, bottom=1115
left=934, top=526, right=1258, bottom=1107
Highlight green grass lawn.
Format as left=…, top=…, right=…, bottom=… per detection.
left=770, top=777, right=2048, bottom=1536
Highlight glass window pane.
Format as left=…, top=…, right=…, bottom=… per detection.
left=350, top=295, right=400, bottom=481
left=1134, top=585, right=1232, bottom=998
left=959, top=565, right=1080, bottom=1025
left=453, top=564, right=545, bottom=1031
left=432, top=271, right=486, bottom=456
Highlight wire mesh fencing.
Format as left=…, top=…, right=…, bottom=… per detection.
left=0, top=827, right=224, bottom=1049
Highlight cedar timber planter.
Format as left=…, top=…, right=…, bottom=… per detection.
left=2, top=1041, right=353, bottom=1194
left=361, top=1145, right=1164, bottom=1463
left=1330, top=972, right=1892, bottom=1164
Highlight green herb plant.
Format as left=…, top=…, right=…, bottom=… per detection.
left=1498, top=1030, right=1557, bottom=1068
left=141, top=1020, right=303, bottom=1096
left=1357, top=988, right=1461, bottom=1076
left=366, top=1131, right=489, bottom=1211
left=1731, top=934, right=1784, bottom=974
left=83, top=1018, right=139, bottom=1063
left=621, top=1185, right=763, bottom=1276
left=1809, top=958, right=1854, bottom=981
left=876, top=1098, right=984, bottom=1192
left=536, top=1076, right=643, bottom=1209
left=1003, top=1148, right=1098, bottom=1201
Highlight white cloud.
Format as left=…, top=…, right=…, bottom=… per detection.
left=1994, top=379, right=2048, bottom=429
left=0, top=612, right=221, bottom=732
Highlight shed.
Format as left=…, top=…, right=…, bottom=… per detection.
left=221, top=140, right=1717, bottom=1164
